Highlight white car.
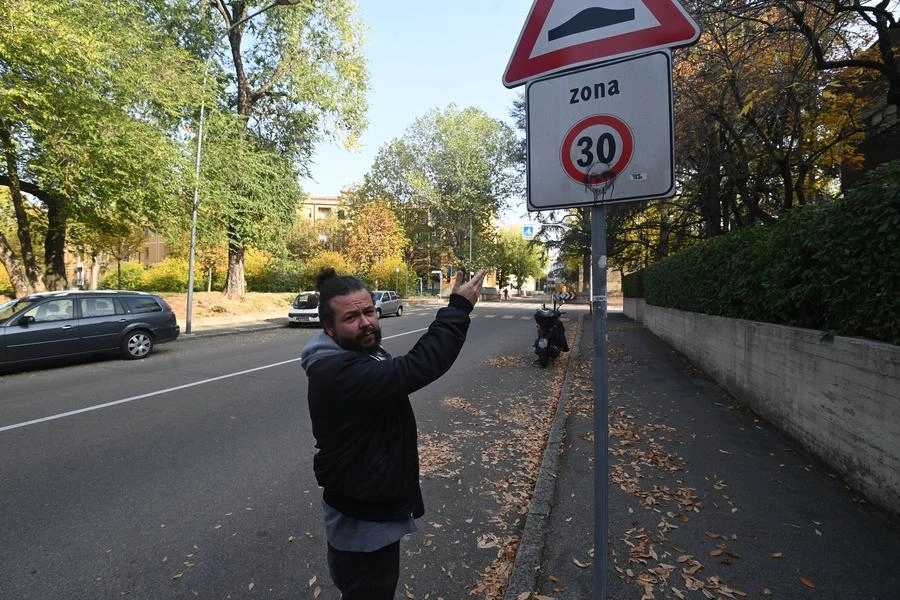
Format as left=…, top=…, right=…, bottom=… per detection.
left=288, top=291, right=320, bottom=327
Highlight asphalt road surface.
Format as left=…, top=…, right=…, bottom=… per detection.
left=1, top=300, right=584, bottom=600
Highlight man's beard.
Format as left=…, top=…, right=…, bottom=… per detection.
left=333, top=323, right=382, bottom=353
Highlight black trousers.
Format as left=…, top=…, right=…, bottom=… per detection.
left=326, top=540, right=400, bottom=600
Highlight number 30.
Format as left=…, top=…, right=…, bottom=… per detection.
left=576, top=133, right=616, bottom=167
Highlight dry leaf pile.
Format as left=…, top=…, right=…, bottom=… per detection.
left=605, top=373, right=751, bottom=598
left=409, top=320, right=581, bottom=600
left=547, top=328, right=753, bottom=600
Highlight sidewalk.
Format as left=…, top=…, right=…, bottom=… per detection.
left=178, top=311, right=288, bottom=337
left=510, top=312, right=900, bottom=599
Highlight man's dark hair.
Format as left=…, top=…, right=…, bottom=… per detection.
left=315, top=267, right=368, bottom=327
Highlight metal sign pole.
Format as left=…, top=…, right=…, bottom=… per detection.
left=591, top=203, right=609, bottom=600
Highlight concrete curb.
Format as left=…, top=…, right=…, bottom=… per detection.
left=179, top=313, right=288, bottom=339
left=503, top=313, right=587, bottom=600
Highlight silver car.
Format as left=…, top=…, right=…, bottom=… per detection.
left=371, top=290, right=403, bottom=318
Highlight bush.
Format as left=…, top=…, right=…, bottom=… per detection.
left=366, top=257, right=406, bottom=293
left=99, top=262, right=146, bottom=290
left=637, top=160, right=900, bottom=344
left=622, top=270, right=644, bottom=298
left=141, top=257, right=193, bottom=292
left=298, top=252, right=355, bottom=291
left=247, top=257, right=304, bottom=292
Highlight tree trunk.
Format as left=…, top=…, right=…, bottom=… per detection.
left=90, top=252, right=102, bottom=290
left=0, top=121, right=45, bottom=292
left=224, top=240, right=246, bottom=298
left=43, top=194, right=69, bottom=290
left=0, top=230, right=31, bottom=297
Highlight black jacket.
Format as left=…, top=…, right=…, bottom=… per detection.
left=300, top=294, right=473, bottom=522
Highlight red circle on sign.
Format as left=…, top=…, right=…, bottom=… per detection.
left=560, top=115, right=633, bottom=185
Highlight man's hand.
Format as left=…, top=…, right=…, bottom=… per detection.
left=451, top=269, right=487, bottom=306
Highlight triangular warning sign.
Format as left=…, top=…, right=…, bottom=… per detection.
left=503, top=0, right=700, bottom=88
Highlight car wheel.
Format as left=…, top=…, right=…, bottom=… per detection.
left=122, top=330, right=153, bottom=360
left=376, top=308, right=382, bottom=319
left=396, top=305, right=403, bottom=317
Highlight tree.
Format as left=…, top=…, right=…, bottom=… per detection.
left=183, top=110, right=302, bottom=294
left=67, top=220, right=147, bottom=290
left=199, top=0, right=368, bottom=297
left=343, top=200, right=408, bottom=278
left=0, top=0, right=206, bottom=295
left=493, top=226, right=545, bottom=295
left=727, top=1, right=900, bottom=106
left=357, top=105, right=521, bottom=279
left=670, top=1, right=867, bottom=238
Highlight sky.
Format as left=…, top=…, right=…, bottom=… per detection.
left=301, top=0, right=533, bottom=221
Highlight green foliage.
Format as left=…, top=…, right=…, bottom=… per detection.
left=0, top=267, right=13, bottom=296
left=622, top=271, right=644, bottom=299
left=297, top=252, right=355, bottom=291
left=639, top=161, right=900, bottom=344
left=357, top=104, right=521, bottom=277
left=245, top=254, right=304, bottom=293
left=343, top=200, right=408, bottom=275
left=140, top=258, right=192, bottom=292
left=493, top=226, right=545, bottom=292
left=99, top=262, right=146, bottom=290
left=195, top=112, right=301, bottom=255
left=200, top=0, right=369, bottom=295
left=366, top=258, right=406, bottom=293
left=0, top=0, right=206, bottom=291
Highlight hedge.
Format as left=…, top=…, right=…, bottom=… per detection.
left=625, top=161, right=900, bottom=345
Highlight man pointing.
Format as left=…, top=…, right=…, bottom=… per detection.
left=300, top=267, right=486, bottom=599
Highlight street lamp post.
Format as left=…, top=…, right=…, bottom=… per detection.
left=185, top=0, right=302, bottom=334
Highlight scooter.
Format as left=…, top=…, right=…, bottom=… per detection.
left=533, top=298, right=569, bottom=367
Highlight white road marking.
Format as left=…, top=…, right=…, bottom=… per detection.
left=1, top=328, right=431, bottom=434
left=0, top=359, right=302, bottom=434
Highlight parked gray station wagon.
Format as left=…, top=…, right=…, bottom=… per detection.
left=0, top=290, right=180, bottom=369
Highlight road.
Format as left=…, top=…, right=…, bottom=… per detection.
left=0, top=300, right=585, bottom=600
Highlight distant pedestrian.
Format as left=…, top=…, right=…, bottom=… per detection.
left=503, top=287, right=509, bottom=300
left=300, top=267, right=486, bottom=599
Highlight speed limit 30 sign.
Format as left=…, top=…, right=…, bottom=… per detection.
left=526, top=50, right=674, bottom=209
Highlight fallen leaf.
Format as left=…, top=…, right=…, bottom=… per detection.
left=573, top=558, right=592, bottom=568
left=709, top=548, right=724, bottom=557
left=313, top=586, right=321, bottom=598
left=771, top=552, right=783, bottom=558
left=308, top=575, right=317, bottom=587
left=799, top=576, right=816, bottom=589
left=248, top=583, right=255, bottom=591
left=171, top=573, right=183, bottom=581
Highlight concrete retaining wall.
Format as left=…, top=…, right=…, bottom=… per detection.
left=624, top=299, right=900, bottom=514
